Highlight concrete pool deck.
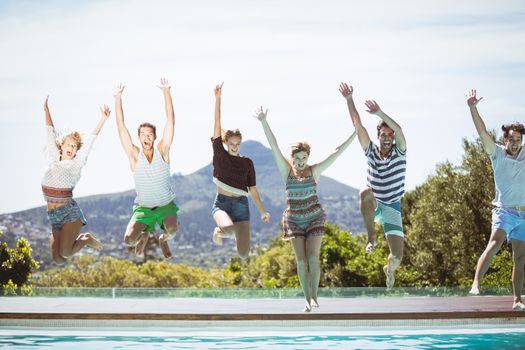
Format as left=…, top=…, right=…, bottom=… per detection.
left=1, top=295, right=524, bottom=322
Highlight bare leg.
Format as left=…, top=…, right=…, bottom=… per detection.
left=470, top=228, right=506, bottom=295
left=291, top=237, right=311, bottom=312
left=360, top=188, right=377, bottom=250
left=123, top=220, right=148, bottom=255
left=49, top=233, right=66, bottom=264
left=159, top=215, right=178, bottom=259
left=511, top=239, right=525, bottom=311
left=234, top=221, right=250, bottom=258
left=384, top=234, right=404, bottom=289
left=306, top=235, right=323, bottom=308
left=212, top=210, right=236, bottom=245
left=58, top=220, right=101, bottom=258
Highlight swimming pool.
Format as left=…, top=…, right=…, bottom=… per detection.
left=2, top=288, right=524, bottom=349
left=2, top=325, right=525, bottom=349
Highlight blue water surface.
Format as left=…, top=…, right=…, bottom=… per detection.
left=2, top=331, right=525, bottom=349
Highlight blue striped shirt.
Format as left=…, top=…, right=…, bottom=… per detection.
left=365, top=141, right=407, bottom=204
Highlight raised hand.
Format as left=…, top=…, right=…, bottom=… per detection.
left=44, top=95, right=50, bottom=112
left=157, top=77, right=171, bottom=91
left=114, top=83, right=126, bottom=98
left=214, top=82, right=224, bottom=98
left=100, top=104, right=111, bottom=118
left=364, top=100, right=381, bottom=114
left=253, top=106, right=268, bottom=121
left=261, top=212, right=270, bottom=222
left=339, top=82, right=353, bottom=99
left=467, top=89, right=483, bottom=107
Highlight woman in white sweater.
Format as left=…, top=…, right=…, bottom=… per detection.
left=41, top=96, right=109, bottom=263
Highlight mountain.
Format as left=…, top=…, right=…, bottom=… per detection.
left=0, top=141, right=364, bottom=269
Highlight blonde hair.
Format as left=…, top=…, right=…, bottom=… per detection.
left=221, top=129, right=242, bottom=143
left=57, top=131, right=83, bottom=153
left=290, top=141, right=311, bottom=158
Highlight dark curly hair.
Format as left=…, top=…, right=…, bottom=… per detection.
left=502, top=122, right=525, bottom=139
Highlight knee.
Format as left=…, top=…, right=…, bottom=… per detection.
left=307, top=255, right=320, bottom=268
left=238, top=248, right=250, bottom=259
left=512, top=251, right=525, bottom=265
left=59, top=248, right=72, bottom=258
left=296, top=257, right=308, bottom=271
left=220, top=224, right=235, bottom=235
left=165, top=226, right=178, bottom=239
left=52, top=254, right=66, bottom=264
left=390, top=252, right=403, bottom=264
left=164, top=218, right=178, bottom=235
left=359, top=188, right=374, bottom=205
left=124, top=234, right=135, bottom=246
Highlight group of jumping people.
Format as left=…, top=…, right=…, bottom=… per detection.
left=41, top=79, right=525, bottom=312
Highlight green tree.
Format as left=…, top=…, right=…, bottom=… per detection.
left=223, top=222, right=420, bottom=288
left=401, top=136, right=512, bottom=287
left=0, top=232, right=39, bottom=295
left=34, top=255, right=225, bottom=288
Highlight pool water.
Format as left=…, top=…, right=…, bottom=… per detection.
left=2, top=328, right=525, bottom=349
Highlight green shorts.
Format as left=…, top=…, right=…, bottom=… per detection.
left=132, top=201, right=180, bottom=233
left=374, top=200, right=404, bottom=237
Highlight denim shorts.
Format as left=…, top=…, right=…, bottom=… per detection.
left=374, top=200, right=404, bottom=237
left=47, top=200, right=87, bottom=233
left=211, top=194, right=250, bottom=222
left=492, top=206, right=525, bottom=243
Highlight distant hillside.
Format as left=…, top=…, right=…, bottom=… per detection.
left=0, top=140, right=363, bottom=269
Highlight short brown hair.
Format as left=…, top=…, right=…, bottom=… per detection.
left=222, top=129, right=242, bottom=143
left=377, top=121, right=393, bottom=137
left=138, top=122, right=156, bottom=137
left=502, top=122, right=525, bottom=139
left=57, top=132, right=82, bottom=153
left=290, top=142, right=311, bottom=158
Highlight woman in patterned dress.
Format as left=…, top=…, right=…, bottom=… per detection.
left=254, top=106, right=356, bottom=311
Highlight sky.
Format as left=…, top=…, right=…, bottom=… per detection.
left=0, top=0, right=524, bottom=214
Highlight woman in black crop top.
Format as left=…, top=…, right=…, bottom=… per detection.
left=210, top=83, right=270, bottom=258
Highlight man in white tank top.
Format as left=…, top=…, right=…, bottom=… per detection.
left=114, top=78, right=179, bottom=259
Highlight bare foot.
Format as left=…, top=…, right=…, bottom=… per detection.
left=135, top=233, right=149, bottom=255
left=159, top=233, right=172, bottom=259
left=213, top=227, right=223, bottom=246
left=384, top=265, right=395, bottom=290
left=83, top=233, right=102, bottom=251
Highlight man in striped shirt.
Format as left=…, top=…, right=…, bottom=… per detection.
left=114, top=78, right=179, bottom=259
left=339, top=82, right=407, bottom=289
